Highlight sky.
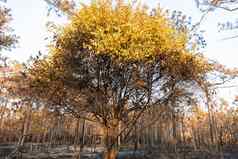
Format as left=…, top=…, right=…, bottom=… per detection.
left=2, top=0, right=238, bottom=102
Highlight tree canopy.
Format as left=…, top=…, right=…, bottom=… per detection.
left=24, top=0, right=212, bottom=115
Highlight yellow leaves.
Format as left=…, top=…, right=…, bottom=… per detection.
left=54, top=0, right=191, bottom=62
left=43, top=0, right=212, bottom=82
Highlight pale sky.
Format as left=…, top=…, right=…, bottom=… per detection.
left=2, top=0, right=238, bottom=102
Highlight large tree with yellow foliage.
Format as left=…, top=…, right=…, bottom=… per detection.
left=19, top=1, right=212, bottom=159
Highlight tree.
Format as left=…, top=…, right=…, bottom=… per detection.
left=44, top=0, right=75, bottom=16
left=0, top=6, right=17, bottom=51
left=17, top=1, right=212, bottom=159
left=0, top=2, right=18, bottom=123
left=195, top=0, right=238, bottom=12
left=195, top=0, right=238, bottom=39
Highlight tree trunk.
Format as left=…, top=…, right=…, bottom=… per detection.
left=80, top=119, right=86, bottom=151
left=0, top=101, right=7, bottom=137
left=19, top=104, right=32, bottom=146
left=104, top=148, right=118, bottom=159
left=134, top=124, right=139, bottom=151
left=74, top=119, right=80, bottom=145
left=103, top=125, right=119, bottom=159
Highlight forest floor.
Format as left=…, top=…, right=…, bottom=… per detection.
left=0, top=144, right=238, bottom=159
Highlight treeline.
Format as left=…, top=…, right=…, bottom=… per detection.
left=0, top=95, right=237, bottom=152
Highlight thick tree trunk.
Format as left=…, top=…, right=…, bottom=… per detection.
left=104, top=148, right=118, bottom=159
left=103, top=125, right=119, bottom=159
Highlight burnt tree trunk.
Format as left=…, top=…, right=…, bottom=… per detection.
left=103, top=124, right=120, bottom=159
left=80, top=119, right=86, bottom=151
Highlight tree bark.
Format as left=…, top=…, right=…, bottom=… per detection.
left=19, top=104, right=32, bottom=146
left=103, top=125, right=119, bottom=159
left=80, top=119, right=86, bottom=151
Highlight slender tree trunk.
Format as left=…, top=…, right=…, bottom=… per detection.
left=80, top=119, right=86, bottom=151
left=74, top=119, right=80, bottom=145
left=118, top=121, right=121, bottom=147
left=134, top=123, right=139, bottom=151
left=205, top=88, right=216, bottom=148
left=181, top=115, right=185, bottom=144
left=73, top=119, right=81, bottom=159
left=0, top=101, right=7, bottom=138
left=172, top=110, right=177, bottom=152
left=19, top=104, right=32, bottom=146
